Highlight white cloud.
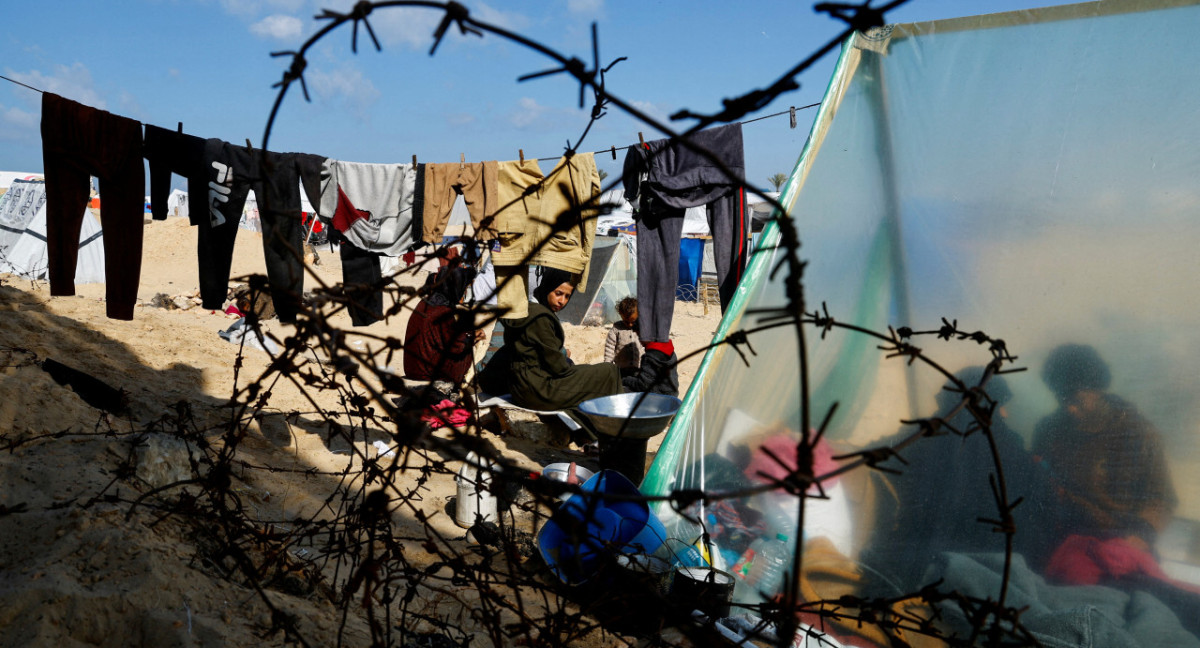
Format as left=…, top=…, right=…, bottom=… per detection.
left=367, top=8, right=443, bottom=50
left=116, top=91, right=144, bottom=119
left=470, top=2, right=530, bottom=32
left=216, top=0, right=531, bottom=52
left=218, top=0, right=305, bottom=18
left=266, top=0, right=308, bottom=11
left=504, top=95, right=600, bottom=135
left=219, top=0, right=259, bottom=18
left=567, top=0, right=604, bottom=17
left=509, top=96, right=549, bottom=129
left=628, top=100, right=672, bottom=127
left=0, top=104, right=37, bottom=141
left=507, top=96, right=589, bottom=132
left=306, top=65, right=381, bottom=121
left=308, top=0, right=440, bottom=49
left=250, top=14, right=304, bottom=41
left=446, top=113, right=476, bottom=126
left=7, top=63, right=104, bottom=109
left=333, top=0, right=530, bottom=51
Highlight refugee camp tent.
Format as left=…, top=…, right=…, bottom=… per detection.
left=0, top=178, right=44, bottom=254
left=440, top=193, right=476, bottom=241
left=643, top=2, right=1200, bottom=643
left=0, top=171, right=43, bottom=192
left=0, top=179, right=105, bottom=283
left=555, top=234, right=637, bottom=326
left=746, top=191, right=779, bottom=232
left=164, top=188, right=189, bottom=219
left=153, top=184, right=318, bottom=234
left=594, top=188, right=634, bottom=234
left=594, top=187, right=711, bottom=236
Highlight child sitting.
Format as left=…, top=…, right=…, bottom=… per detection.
left=604, top=297, right=642, bottom=378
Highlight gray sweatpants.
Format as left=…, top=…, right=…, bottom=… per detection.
left=636, top=188, right=746, bottom=343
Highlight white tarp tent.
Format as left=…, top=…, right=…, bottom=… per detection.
left=746, top=190, right=779, bottom=231
left=165, top=188, right=189, bottom=220
left=0, top=171, right=43, bottom=192
left=594, top=187, right=710, bottom=236
left=0, top=178, right=44, bottom=254
left=163, top=183, right=316, bottom=230
left=0, top=179, right=105, bottom=284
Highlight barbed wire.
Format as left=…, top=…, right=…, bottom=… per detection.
left=0, top=1, right=1063, bottom=646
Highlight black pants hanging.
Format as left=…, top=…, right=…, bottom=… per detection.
left=200, top=142, right=323, bottom=323
left=336, top=232, right=384, bottom=326
left=143, top=124, right=209, bottom=225
left=635, top=191, right=747, bottom=343
left=41, top=93, right=145, bottom=320
left=199, top=139, right=254, bottom=313
left=636, top=210, right=684, bottom=344
left=257, top=152, right=325, bottom=323
left=625, top=123, right=748, bottom=343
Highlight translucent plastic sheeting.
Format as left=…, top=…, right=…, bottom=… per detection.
left=644, top=2, right=1200, bottom=644
left=585, top=234, right=637, bottom=325
left=561, top=234, right=637, bottom=326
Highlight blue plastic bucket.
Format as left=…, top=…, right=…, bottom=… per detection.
left=537, top=470, right=668, bottom=585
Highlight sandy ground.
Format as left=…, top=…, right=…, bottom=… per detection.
left=0, top=215, right=723, bottom=647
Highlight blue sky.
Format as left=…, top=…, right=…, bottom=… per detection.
left=1, top=0, right=1077, bottom=193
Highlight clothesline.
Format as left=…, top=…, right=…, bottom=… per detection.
left=37, top=91, right=755, bottom=331
left=0, top=73, right=818, bottom=167
left=530, top=102, right=820, bottom=163
left=0, top=74, right=42, bottom=95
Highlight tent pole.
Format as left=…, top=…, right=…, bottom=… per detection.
left=862, top=50, right=921, bottom=420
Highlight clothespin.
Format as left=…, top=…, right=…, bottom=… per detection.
left=789, top=106, right=797, bottom=129
left=638, top=132, right=646, bottom=148
left=460, top=152, right=466, bottom=168
left=610, top=145, right=617, bottom=160
left=412, top=154, right=418, bottom=166
left=177, top=121, right=183, bottom=134
left=519, top=149, right=525, bottom=164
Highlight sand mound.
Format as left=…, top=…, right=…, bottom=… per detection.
left=0, top=216, right=723, bottom=646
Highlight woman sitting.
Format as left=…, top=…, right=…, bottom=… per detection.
left=403, top=261, right=476, bottom=384
left=479, top=267, right=622, bottom=410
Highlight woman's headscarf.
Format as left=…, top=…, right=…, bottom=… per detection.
left=533, top=267, right=576, bottom=308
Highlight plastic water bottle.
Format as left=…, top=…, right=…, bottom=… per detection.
left=746, top=533, right=790, bottom=596
left=758, top=492, right=798, bottom=539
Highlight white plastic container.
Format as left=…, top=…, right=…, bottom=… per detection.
left=455, top=452, right=497, bottom=528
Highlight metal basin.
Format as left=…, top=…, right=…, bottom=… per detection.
left=577, top=392, right=681, bottom=440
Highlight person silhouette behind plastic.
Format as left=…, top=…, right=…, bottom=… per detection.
left=862, top=366, right=1051, bottom=592
left=1031, top=344, right=1177, bottom=555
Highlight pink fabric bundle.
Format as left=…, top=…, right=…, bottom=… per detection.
left=744, top=432, right=840, bottom=494
left=421, top=399, right=471, bottom=429
left=1046, top=534, right=1200, bottom=594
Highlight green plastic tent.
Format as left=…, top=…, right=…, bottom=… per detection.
left=643, top=2, right=1200, bottom=644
